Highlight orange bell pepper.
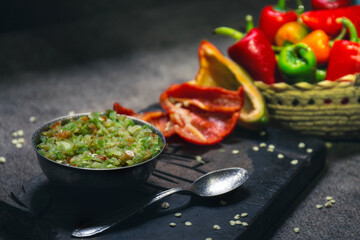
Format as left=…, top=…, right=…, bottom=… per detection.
left=300, top=29, right=331, bottom=65
left=274, top=21, right=308, bottom=46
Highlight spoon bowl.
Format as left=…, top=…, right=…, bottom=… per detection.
left=72, top=167, right=248, bottom=238
left=190, top=167, right=248, bottom=197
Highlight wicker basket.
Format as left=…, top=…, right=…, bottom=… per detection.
left=255, top=74, right=360, bottom=139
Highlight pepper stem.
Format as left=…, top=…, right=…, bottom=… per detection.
left=245, top=15, right=254, bottom=33
left=336, top=17, right=359, bottom=43
left=213, top=27, right=244, bottom=41
left=274, top=0, right=286, bottom=12
left=296, top=0, right=304, bottom=14
left=329, top=27, right=347, bottom=47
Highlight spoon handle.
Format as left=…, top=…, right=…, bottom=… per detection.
left=71, top=187, right=186, bottom=238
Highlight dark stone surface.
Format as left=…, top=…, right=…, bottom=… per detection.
left=0, top=0, right=360, bottom=239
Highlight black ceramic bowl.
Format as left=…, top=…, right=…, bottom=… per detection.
left=32, top=113, right=166, bottom=189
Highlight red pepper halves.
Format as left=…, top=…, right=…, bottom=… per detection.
left=114, top=83, right=244, bottom=145
left=325, top=17, right=360, bottom=81
left=160, top=83, right=244, bottom=145
left=301, top=5, right=360, bottom=36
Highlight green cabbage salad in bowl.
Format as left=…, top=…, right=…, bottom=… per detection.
left=37, top=110, right=164, bottom=169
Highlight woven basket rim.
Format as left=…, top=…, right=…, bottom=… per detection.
left=255, top=73, right=360, bottom=93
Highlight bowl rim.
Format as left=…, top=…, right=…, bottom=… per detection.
left=32, top=112, right=166, bottom=172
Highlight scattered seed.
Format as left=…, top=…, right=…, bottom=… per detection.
left=291, top=159, right=299, bottom=165
left=185, top=221, right=192, bottom=226
left=213, top=225, right=221, bottom=230
left=175, top=103, right=182, bottom=108
left=324, top=202, right=332, bottom=208
left=294, top=227, right=300, bottom=234
left=259, top=142, right=267, bottom=147
left=229, top=220, right=236, bottom=226
left=298, top=142, right=305, bottom=148
left=174, top=213, right=182, bottom=218
left=68, top=111, right=76, bottom=116
left=169, top=222, right=176, bottom=227
left=220, top=200, right=227, bottom=205
left=241, top=213, right=248, bottom=218
left=17, top=130, right=24, bottom=136
left=252, top=146, right=259, bottom=151
left=195, top=156, right=205, bottom=164
left=306, top=148, right=313, bottom=153
left=16, top=143, right=23, bottom=148
left=232, top=150, right=239, bottom=154
left=330, top=199, right=336, bottom=204
left=17, top=138, right=25, bottom=143
left=161, top=202, right=169, bottom=209
left=164, top=121, right=171, bottom=132
left=205, top=238, right=212, bottom=240
left=0, top=157, right=6, bottom=163
left=268, top=144, right=275, bottom=149
left=235, top=220, right=242, bottom=225
left=316, top=204, right=323, bottom=209
left=267, top=148, right=274, bottom=152
left=29, top=116, right=37, bottom=123
left=12, top=139, right=18, bottom=144
left=242, top=222, right=249, bottom=227
left=183, top=101, right=189, bottom=107
left=260, top=131, right=266, bottom=136
left=11, top=132, right=18, bottom=137
left=234, top=214, right=240, bottom=220
left=326, top=196, right=333, bottom=201
left=277, top=153, right=284, bottom=159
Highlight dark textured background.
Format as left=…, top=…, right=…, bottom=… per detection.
left=0, top=0, right=360, bottom=239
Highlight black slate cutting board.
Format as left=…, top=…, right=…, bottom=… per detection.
left=0, top=125, right=326, bottom=240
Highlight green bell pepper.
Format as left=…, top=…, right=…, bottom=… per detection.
left=278, top=42, right=317, bottom=84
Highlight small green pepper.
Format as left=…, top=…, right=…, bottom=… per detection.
left=315, top=69, right=326, bottom=82
left=278, top=42, right=317, bottom=84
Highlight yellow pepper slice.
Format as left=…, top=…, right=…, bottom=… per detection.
left=191, top=40, right=268, bottom=129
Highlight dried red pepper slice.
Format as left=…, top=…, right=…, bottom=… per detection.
left=113, top=103, right=175, bottom=138
left=162, top=83, right=243, bottom=113
left=113, top=103, right=136, bottom=116
left=139, top=111, right=175, bottom=138
left=160, top=83, right=244, bottom=145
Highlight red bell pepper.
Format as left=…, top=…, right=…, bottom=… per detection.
left=301, top=5, right=360, bottom=36
left=214, top=15, right=277, bottom=84
left=160, top=83, right=244, bottom=145
left=311, top=0, right=351, bottom=10
left=325, top=17, right=360, bottom=81
left=258, top=0, right=300, bottom=44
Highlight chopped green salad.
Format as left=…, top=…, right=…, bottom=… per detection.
left=37, top=110, right=163, bottom=169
